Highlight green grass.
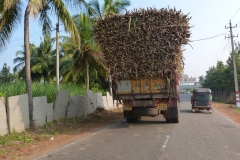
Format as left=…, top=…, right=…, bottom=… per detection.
left=0, top=82, right=106, bottom=103
left=0, top=130, right=33, bottom=145
left=233, top=107, right=240, bottom=114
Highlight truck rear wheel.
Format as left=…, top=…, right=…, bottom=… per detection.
left=127, top=116, right=141, bottom=123
left=166, top=118, right=179, bottom=123
left=126, top=118, right=133, bottom=123
left=133, top=116, right=141, bottom=122
left=172, top=118, right=179, bottom=123
left=166, top=118, right=172, bottom=123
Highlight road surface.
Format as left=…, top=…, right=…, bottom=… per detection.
left=35, top=94, right=240, bottom=160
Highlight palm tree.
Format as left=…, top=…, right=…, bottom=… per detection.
left=13, top=44, right=44, bottom=81
left=13, top=44, right=37, bottom=73
left=1, top=0, right=91, bottom=128
left=0, top=0, right=22, bottom=51
left=60, top=14, right=107, bottom=90
left=89, top=0, right=131, bottom=18
left=31, top=36, right=56, bottom=83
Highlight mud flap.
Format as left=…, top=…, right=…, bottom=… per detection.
left=164, top=106, right=179, bottom=123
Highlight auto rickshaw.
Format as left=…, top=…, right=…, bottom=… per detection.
left=191, top=88, right=213, bottom=113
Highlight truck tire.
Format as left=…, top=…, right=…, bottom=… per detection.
left=172, top=118, right=179, bottom=123
left=166, top=118, right=172, bottom=123
left=133, top=116, right=141, bottom=122
left=166, top=102, right=179, bottom=123
left=174, top=104, right=180, bottom=123
left=126, top=118, right=133, bottom=123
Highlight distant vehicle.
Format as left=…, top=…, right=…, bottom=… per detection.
left=191, top=88, right=213, bottom=113
left=186, top=91, right=191, bottom=94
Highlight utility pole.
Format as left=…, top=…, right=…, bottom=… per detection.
left=225, top=21, right=240, bottom=107
left=56, top=17, right=60, bottom=93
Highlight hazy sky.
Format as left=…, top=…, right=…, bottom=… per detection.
left=1, top=0, right=240, bottom=80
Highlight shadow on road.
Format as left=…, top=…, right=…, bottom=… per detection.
left=180, top=109, right=192, bottom=113
left=133, top=120, right=169, bottom=125
left=180, top=109, right=213, bottom=114
left=108, top=120, right=170, bottom=129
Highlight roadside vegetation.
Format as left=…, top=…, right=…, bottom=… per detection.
left=0, top=108, right=123, bottom=159
left=0, top=0, right=129, bottom=158
left=199, top=43, right=240, bottom=93
left=0, top=82, right=107, bottom=103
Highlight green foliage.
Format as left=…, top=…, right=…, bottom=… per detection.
left=0, top=130, right=33, bottom=145
left=186, top=88, right=193, bottom=93
left=0, top=82, right=106, bottom=103
left=31, top=35, right=56, bottom=83
left=0, top=63, right=15, bottom=83
left=202, top=43, right=240, bottom=92
left=89, top=0, right=131, bottom=18
left=0, top=92, right=5, bottom=97
left=198, top=75, right=204, bottom=86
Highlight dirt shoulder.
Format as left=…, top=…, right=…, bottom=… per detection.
left=1, top=102, right=240, bottom=160
left=0, top=108, right=124, bottom=160
left=212, top=102, right=240, bottom=125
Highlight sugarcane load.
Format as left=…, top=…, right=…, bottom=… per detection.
left=93, top=7, right=191, bottom=123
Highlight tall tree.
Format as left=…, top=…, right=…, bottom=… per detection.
left=198, top=75, right=204, bottom=86
left=60, top=14, right=107, bottom=90
left=0, top=63, right=14, bottom=83
left=0, top=0, right=22, bottom=51
left=31, top=36, right=56, bottom=83
left=13, top=44, right=43, bottom=81
left=1, top=0, right=91, bottom=128
left=89, top=0, right=131, bottom=18
left=13, top=44, right=37, bottom=73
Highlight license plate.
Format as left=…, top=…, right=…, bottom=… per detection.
left=157, top=103, right=167, bottom=110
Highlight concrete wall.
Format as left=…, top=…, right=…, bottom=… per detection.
left=7, top=94, right=30, bottom=133
left=32, top=97, right=54, bottom=127
left=0, top=90, right=119, bottom=136
left=54, top=90, right=70, bottom=120
left=0, top=97, right=8, bottom=136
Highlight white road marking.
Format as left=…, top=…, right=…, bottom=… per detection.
left=162, top=135, right=170, bottom=149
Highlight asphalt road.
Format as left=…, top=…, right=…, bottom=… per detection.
left=35, top=94, right=240, bottom=160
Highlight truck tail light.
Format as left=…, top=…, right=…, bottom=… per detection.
left=208, top=100, right=211, bottom=105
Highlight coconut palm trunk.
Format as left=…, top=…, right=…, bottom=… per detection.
left=86, top=59, right=89, bottom=90
left=24, top=3, right=34, bottom=128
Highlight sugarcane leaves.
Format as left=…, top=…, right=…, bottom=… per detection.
left=93, top=7, right=191, bottom=84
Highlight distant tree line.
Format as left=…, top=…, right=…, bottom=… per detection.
left=199, top=43, right=240, bottom=101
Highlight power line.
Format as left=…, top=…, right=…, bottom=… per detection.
left=191, top=33, right=227, bottom=42
left=230, top=6, right=240, bottom=20
left=212, top=36, right=225, bottom=64
left=10, top=31, right=43, bottom=43
left=233, top=25, right=240, bottom=33
left=2, top=37, right=44, bottom=50
left=219, top=39, right=230, bottom=61
left=216, top=39, right=227, bottom=61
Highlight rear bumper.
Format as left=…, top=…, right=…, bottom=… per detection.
left=192, top=106, right=211, bottom=109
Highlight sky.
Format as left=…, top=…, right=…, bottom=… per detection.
left=1, top=0, right=240, bottom=81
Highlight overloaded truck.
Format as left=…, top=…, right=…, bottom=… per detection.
left=93, top=7, right=191, bottom=123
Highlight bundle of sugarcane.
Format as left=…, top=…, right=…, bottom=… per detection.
left=93, top=7, right=191, bottom=83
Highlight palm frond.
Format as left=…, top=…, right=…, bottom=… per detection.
left=51, top=0, right=81, bottom=50
left=39, top=2, right=53, bottom=36
left=88, top=0, right=102, bottom=18
left=0, top=0, right=23, bottom=51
